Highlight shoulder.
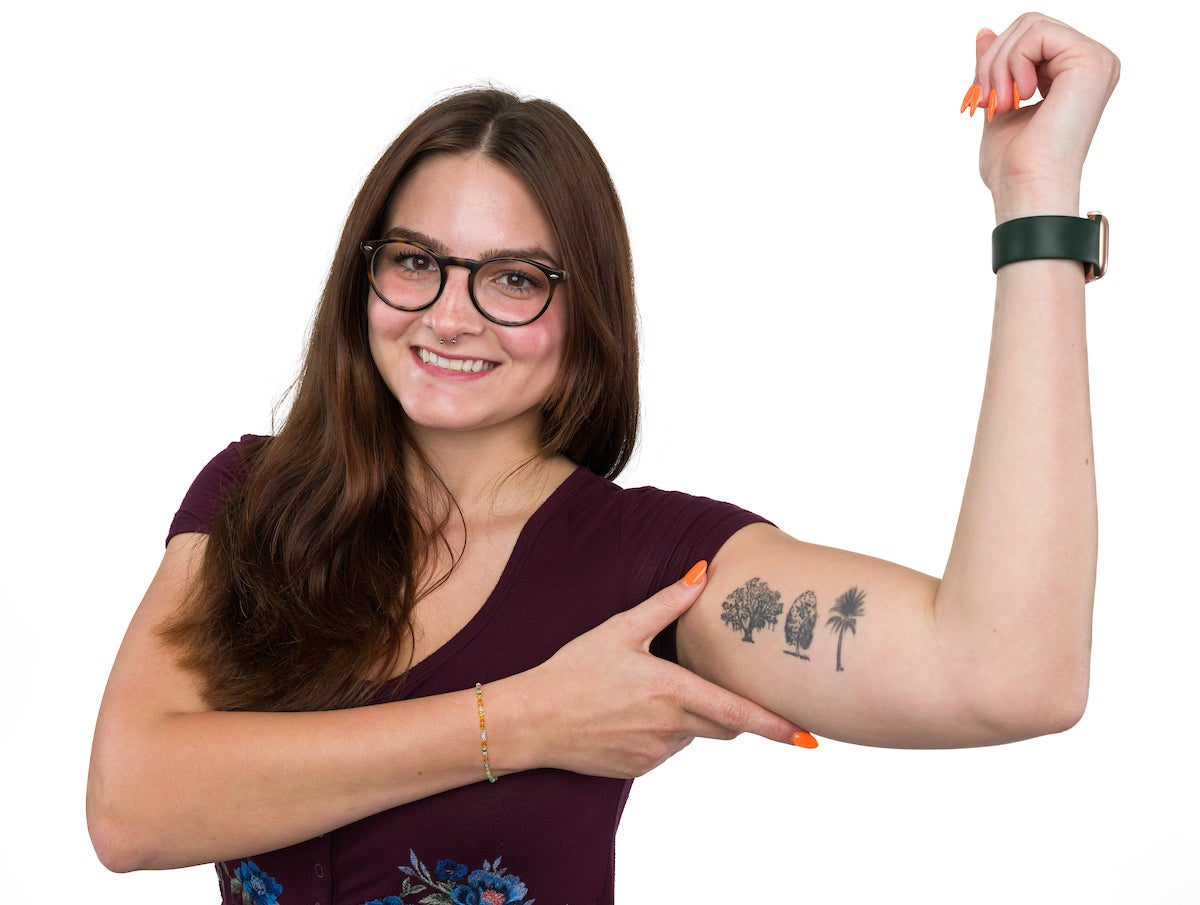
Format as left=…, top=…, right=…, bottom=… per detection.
left=165, top=434, right=270, bottom=544
left=559, top=466, right=772, bottom=589
left=582, top=469, right=770, bottom=535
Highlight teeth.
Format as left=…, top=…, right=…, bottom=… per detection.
left=417, top=348, right=496, bottom=373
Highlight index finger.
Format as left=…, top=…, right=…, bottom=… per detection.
left=673, top=666, right=815, bottom=748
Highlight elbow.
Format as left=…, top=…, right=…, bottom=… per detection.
left=88, top=808, right=147, bottom=874
left=968, top=656, right=1091, bottom=743
left=87, top=769, right=161, bottom=873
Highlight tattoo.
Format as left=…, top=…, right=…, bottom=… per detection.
left=719, top=578, right=783, bottom=643
left=826, top=586, right=867, bottom=672
left=720, top=579, right=868, bottom=673
left=782, top=591, right=819, bottom=659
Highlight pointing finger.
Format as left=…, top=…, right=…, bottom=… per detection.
left=613, top=561, right=709, bottom=647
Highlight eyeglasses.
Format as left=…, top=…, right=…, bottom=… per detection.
left=360, top=237, right=567, bottom=327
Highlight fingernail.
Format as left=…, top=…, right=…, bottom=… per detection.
left=1013, top=79, right=1020, bottom=110
left=987, top=88, right=997, bottom=122
left=683, top=560, right=708, bottom=586
left=976, top=27, right=995, bottom=40
left=792, top=730, right=819, bottom=749
left=960, top=83, right=981, bottom=114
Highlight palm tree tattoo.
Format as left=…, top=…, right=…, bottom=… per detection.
left=826, top=586, right=866, bottom=672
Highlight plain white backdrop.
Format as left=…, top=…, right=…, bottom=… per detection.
left=3, top=1, right=1195, bottom=901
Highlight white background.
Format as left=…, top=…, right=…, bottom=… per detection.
left=3, top=1, right=1196, bottom=901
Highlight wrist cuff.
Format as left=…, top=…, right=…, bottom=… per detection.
left=992, top=212, right=1108, bottom=282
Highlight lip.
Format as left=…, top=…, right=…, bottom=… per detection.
left=412, top=346, right=499, bottom=376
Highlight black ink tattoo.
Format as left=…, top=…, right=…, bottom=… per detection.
left=783, top=591, right=819, bottom=659
left=826, top=586, right=866, bottom=672
left=720, top=578, right=782, bottom=643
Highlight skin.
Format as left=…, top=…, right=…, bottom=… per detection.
left=87, top=12, right=1120, bottom=874
left=368, top=153, right=568, bottom=447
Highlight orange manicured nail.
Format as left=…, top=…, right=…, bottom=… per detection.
left=986, top=88, right=997, bottom=122
left=968, top=84, right=983, bottom=116
left=1013, top=79, right=1021, bottom=110
left=792, top=730, right=819, bottom=749
left=683, top=560, right=708, bottom=586
left=960, top=83, right=981, bottom=114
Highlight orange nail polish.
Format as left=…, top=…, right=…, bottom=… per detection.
left=987, top=88, right=997, bottom=122
left=960, top=83, right=982, bottom=114
left=1013, top=79, right=1020, bottom=110
left=792, top=730, right=819, bottom=749
left=968, top=84, right=982, bottom=116
left=683, top=560, right=708, bottom=586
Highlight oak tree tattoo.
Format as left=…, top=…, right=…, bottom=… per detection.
left=783, top=591, right=819, bottom=659
left=720, top=578, right=783, bottom=643
left=826, top=586, right=867, bottom=672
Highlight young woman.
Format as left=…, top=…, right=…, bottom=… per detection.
left=88, top=13, right=1119, bottom=905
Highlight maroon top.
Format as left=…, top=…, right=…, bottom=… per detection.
left=168, top=436, right=767, bottom=905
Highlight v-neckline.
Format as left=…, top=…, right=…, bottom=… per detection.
left=381, top=465, right=589, bottom=697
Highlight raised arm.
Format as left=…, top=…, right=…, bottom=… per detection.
left=87, top=538, right=799, bottom=872
left=675, top=14, right=1119, bottom=749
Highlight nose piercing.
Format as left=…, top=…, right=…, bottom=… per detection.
left=437, top=334, right=458, bottom=345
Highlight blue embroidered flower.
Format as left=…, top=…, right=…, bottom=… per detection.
left=449, top=868, right=528, bottom=905
left=363, top=898, right=403, bottom=905
left=436, top=860, right=469, bottom=882
left=234, top=861, right=284, bottom=905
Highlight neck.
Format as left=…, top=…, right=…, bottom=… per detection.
left=406, top=416, right=573, bottom=521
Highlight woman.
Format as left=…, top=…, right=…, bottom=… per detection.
left=87, top=13, right=1119, bottom=905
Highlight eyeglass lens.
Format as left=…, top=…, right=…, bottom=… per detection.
left=371, top=242, right=553, bottom=325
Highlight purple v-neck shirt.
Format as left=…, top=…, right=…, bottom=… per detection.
left=168, top=436, right=766, bottom=905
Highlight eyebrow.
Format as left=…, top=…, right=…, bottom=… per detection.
left=382, top=226, right=562, bottom=269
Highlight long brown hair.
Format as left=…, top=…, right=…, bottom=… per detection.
left=163, top=89, right=639, bottom=712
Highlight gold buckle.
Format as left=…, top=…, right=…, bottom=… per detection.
left=1086, top=211, right=1108, bottom=282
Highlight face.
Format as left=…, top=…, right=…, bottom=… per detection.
left=367, top=152, right=567, bottom=444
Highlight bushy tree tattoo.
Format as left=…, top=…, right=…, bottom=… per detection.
left=783, top=590, right=819, bottom=659
left=720, top=578, right=783, bottom=643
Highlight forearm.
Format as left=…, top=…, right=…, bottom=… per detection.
left=88, top=680, right=521, bottom=871
left=936, top=247, right=1096, bottom=732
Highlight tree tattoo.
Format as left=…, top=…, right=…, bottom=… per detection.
left=826, top=586, right=866, bottom=672
left=720, top=578, right=783, bottom=643
left=783, top=590, right=819, bottom=659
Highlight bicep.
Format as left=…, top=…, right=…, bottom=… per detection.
left=676, top=523, right=996, bottom=748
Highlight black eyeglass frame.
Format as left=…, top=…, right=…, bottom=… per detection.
left=360, top=237, right=568, bottom=327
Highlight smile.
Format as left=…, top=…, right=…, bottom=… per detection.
left=415, top=348, right=497, bottom=373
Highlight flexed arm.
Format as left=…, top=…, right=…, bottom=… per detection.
left=676, top=13, right=1119, bottom=749
left=87, top=539, right=799, bottom=871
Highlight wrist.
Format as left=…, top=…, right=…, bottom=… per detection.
left=993, top=192, right=1080, bottom=224
left=482, top=673, right=544, bottom=775
left=990, top=177, right=1081, bottom=224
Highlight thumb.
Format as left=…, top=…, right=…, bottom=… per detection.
left=620, top=560, right=709, bottom=647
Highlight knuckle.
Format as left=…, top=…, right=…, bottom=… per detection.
left=717, top=696, right=751, bottom=732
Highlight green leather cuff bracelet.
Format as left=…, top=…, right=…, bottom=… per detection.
left=992, top=211, right=1109, bottom=282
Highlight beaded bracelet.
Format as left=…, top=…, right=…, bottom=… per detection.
left=475, top=682, right=496, bottom=783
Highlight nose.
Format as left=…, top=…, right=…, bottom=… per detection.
left=423, top=264, right=480, bottom=342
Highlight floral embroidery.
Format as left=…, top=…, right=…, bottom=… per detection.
left=365, top=850, right=534, bottom=905
left=219, top=849, right=537, bottom=905
left=228, top=860, right=284, bottom=905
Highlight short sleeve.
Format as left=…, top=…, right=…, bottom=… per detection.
left=166, top=435, right=266, bottom=545
left=618, top=486, right=773, bottom=662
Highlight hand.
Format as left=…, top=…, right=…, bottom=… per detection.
left=966, top=12, right=1120, bottom=220
left=501, top=564, right=808, bottom=779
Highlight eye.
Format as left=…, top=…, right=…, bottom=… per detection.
left=393, top=251, right=436, bottom=273
left=486, top=263, right=546, bottom=296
